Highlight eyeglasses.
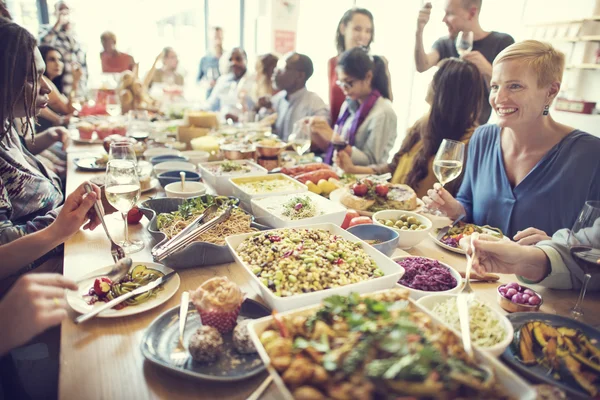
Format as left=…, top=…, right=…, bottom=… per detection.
left=336, top=79, right=357, bottom=90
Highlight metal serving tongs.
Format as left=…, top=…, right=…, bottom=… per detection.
left=151, top=204, right=218, bottom=257
left=153, top=206, right=233, bottom=262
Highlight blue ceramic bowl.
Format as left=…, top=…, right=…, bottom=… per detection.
left=347, top=224, right=399, bottom=257
left=149, top=155, right=190, bottom=165
left=157, top=170, right=201, bottom=188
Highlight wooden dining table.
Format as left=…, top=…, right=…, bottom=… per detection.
left=59, top=142, right=600, bottom=400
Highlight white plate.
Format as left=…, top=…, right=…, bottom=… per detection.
left=198, top=160, right=267, bottom=196
left=392, top=255, right=462, bottom=299
left=67, top=261, right=180, bottom=318
left=225, top=223, right=405, bottom=312
left=429, top=225, right=507, bottom=255
left=251, top=192, right=347, bottom=228
left=247, top=290, right=535, bottom=400
left=229, top=173, right=307, bottom=211
left=329, top=188, right=425, bottom=217
left=141, top=178, right=160, bottom=193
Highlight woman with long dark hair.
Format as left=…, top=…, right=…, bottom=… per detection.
left=328, top=7, right=393, bottom=125
left=311, top=47, right=396, bottom=166
left=337, top=58, right=483, bottom=197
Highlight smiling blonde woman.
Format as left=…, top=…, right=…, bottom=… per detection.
left=424, top=40, right=600, bottom=243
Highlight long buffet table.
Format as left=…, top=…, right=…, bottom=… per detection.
left=59, top=143, right=600, bottom=400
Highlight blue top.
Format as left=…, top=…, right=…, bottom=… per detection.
left=457, top=124, right=600, bottom=238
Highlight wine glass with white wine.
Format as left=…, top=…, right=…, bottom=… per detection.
left=431, top=139, right=465, bottom=216
left=568, top=201, right=600, bottom=321
left=288, top=121, right=311, bottom=156
left=105, top=159, right=144, bottom=254
left=456, top=31, right=474, bottom=57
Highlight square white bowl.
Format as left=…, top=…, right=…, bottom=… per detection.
left=246, top=290, right=535, bottom=400
left=392, top=255, right=462, bottom=299
left=229, top=173, right=307, bottom=210
left=251, top=192, right=347, bottom=228
left=198, top=160, right=267, bottom=196
left=153, top=161, right=197, bottom=175
left=225, top=223, right=405, bottom=312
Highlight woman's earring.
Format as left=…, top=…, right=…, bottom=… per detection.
left=543, top=105, right=549, bottom=116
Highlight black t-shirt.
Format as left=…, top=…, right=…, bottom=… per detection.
left=433, top=31, right=515, bottom=124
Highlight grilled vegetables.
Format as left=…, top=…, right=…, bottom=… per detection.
left=515, top=320, right=600, bottom=396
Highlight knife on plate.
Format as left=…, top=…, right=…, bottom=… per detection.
left=75, top=271, right=176, bottom=324
left=436, top=214, right=466, bottom=241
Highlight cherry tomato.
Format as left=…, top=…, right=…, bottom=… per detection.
left=352, top=183, right=368, bottom=197
left=348, top=216, right=372, bottom=227
left=342, top=210, right=360, bottom=229
left=375, top=184, right=389, bottom=197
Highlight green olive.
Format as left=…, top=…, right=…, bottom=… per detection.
left=400, top=214, right=408, bottom=222
left=394, top=221, right=404, bottom=228
left=419, top=224, right=427, bottom=230
left=410, top=224, right=418, bottom=230
left=385, top=220, right=394, bottom=227
left=401, top=226, right=409, bottom=231
left=407, top=216, right=417, bottom=225
left=403, top=221, right=410, bottom=227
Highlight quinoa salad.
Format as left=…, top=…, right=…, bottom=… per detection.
left=235, top=228, right=383, bottom=297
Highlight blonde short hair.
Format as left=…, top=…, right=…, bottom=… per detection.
left=494, top=40, right=565, bottom=88
left=100, top=31, right=116, bottom=43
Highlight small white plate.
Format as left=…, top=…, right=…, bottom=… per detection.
left=329, top=188, right=425, bottom=217
left=67, top=261, right=180, bottom=318
left=429, top=226, right=507, bottom=255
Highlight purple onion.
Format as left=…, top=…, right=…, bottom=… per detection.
left=397, top=257, right=457, bottom=292
left=523, top=289, right=535, bottom=296
left=512, top=293, right=524, bottom=304
left=522, top=294, right=531, bottom=303
left=506, top=288, right=518, bottom=298
left=506, top=282, right=521, bottom=291
left=498, top=286, right=507, bottom=295
left=528, top=296, right=541, bottom=306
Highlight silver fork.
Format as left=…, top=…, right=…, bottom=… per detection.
left=84, top=183, right=125, bottom=262
left=457, top=233, right=477, bottom=358
left=170, top=291, right=190, bottom=367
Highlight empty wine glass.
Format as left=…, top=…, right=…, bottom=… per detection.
left=105, top=159, right=144, bottom=254
left=105, top=94, right=121, bottom=117
left=568, top=201, right=600, bottom=320
left=288, top=121, right=311, bottom=156
left=127, top=110, right=150, bottom=141
left=456, top=31, right=474, bottom=56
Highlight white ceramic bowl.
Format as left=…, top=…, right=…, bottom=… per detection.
left=153, top=161, right=197, bottom=175
left=225, top=223, right=405, bottom=312
left=198, top=160, right=268, bottom=196
left=372, top=210, right=432, bottom=249
left=180, top=150, right=210, bottom=166
left=392, top=256, right=462, bottom=299
left=416, top=293, right=514, bottom=357
left=251, top=192, right=347, bottom=228
left=229, top=173, right=307, bottom=210
left=143, top=148, right=181, bottom=159
left=164, top=181, right=207, bottom=198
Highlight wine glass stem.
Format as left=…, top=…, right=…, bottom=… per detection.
left=573, top=273, right=592, bottom=311
left=122, top=212, right=130, bottom=244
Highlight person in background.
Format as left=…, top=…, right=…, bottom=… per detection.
left=197, top=26, right=224, bottom=98
left=328, top=8, right=393, bottom=126
left=0, top=0, right=10, bottom=19
left=204, top=47, right=255, bottom=119
left=415, top=0, right=514, bottom=125
left=39, top=1, right=87, bottom=95
left=337, top=58, right=482, bottom=198
left=36, top=45, right=77, bottom=131
left=100, top=31, right=135, bottom=73
left=148, top=47, right=184, bottom=87
left=253, top=53, right=279, bottom=103
left=463, top=219, right=600, bottom=291
left=424, top=41, right=600, bottom=242
left=269, top=52, right=329, bottom=141
left=311, top=47, right=396, bottom=166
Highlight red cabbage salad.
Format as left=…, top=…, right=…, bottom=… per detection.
left=397, top=257, right=457, bottom=292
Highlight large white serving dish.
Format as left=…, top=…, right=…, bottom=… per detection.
left=246, top=289, right=535, bottom=400
left=198, top=160, right=267, bottom=196
left=393, top=255, right=462, bottom=299
left=417, top=293, right=514, bottom=357
left=225, top=223, right=405, bottom=312
left=229, top=173, right=307, bottom=210
left=251, top=192, right=347, bottom=228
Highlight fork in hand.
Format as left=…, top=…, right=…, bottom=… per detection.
left=170, top=291, right=190, bottom=367
left=84, top=183, right=125, bottom=262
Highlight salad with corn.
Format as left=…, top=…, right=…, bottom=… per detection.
left=236, top=228, right=383, bottom=297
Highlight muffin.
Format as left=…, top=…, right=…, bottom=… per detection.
left=77, top=122, right=95, bottom=140
left=188, top=325, right=223, bottom=363
left=96, top=123, right=113, bottom=140
left=111, top=123, right=127, bottom=136
left=232, top=319, right=256, bottom=354
left=191, top=277, right=244, bottom=333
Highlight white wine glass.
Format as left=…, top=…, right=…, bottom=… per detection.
left=288, top=121, right=311, bottom=156
left=456, top=31, right=474, bottom=56
left=105, top=159, right=144, bottom=254
left=568, top=201, right=600, bottom=320
left=431, top=139, right=465, bottom=216
left=108, top=142, right=137, bottom=165
left=105, top=94, right=121, bottom=117
left=127, top=110, right=150, bottom=141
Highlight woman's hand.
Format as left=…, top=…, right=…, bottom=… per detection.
left=422, top=183, right=465, bottom=219
left=0, top=273, right=78, bottom=356
left=462, top=234, right=550, bottom=281
left=309, top=117, right=334, bottom=141
left=336, top=150, right=356, bottom=172
left=513, top=227, right=551, bottom=246
left=46, top=126, right=70, bottom=149
left=71, top=63, right=83, bottom=83
left=50, top=182, right=103, bottom=239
